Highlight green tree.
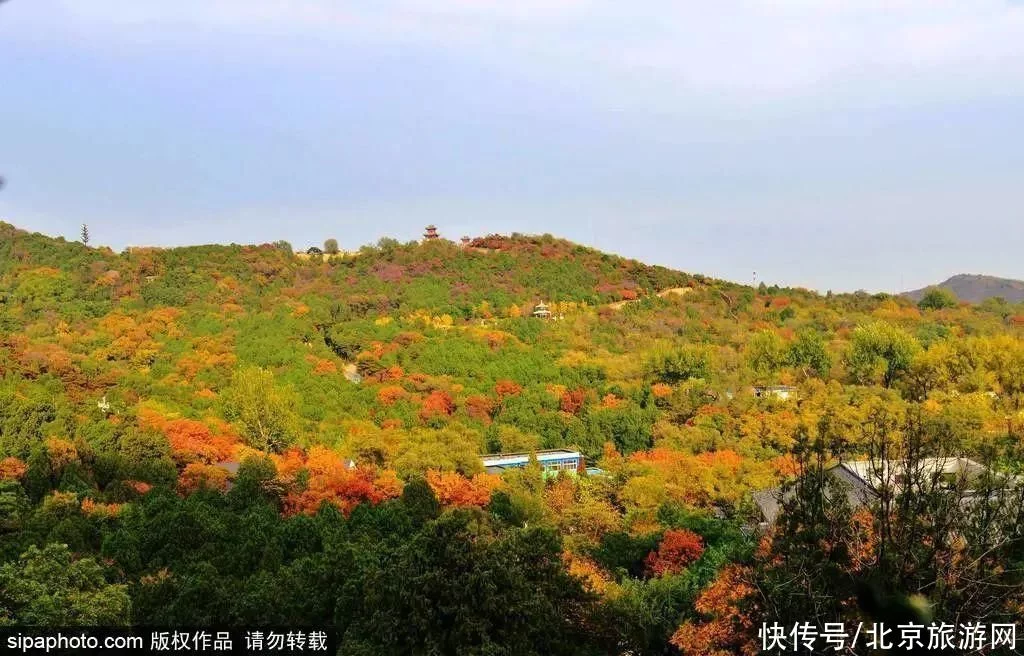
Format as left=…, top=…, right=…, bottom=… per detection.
left=227, top=454, right=281, bottom=510
left=586, top=404, right=656, bottom=455
left=745, top=330, right=786, bottom=377
left=400, top=477, right=441, bottom=526
left=342, top=511, right=599, bottom=655
left=222, top=367, right=300, bottom=452
left=787, top=330, right=831, bottom=378
left=0, top=543, right=130, bottom=625
left=917, top=287, right=958, bottom=311
left=646, top=346, right=712, bottom=384
left=0, top=480, right=29, bottom=536
left=323, top=238, right=339, bottom=255
left=848, top=322, right=921, bottom=387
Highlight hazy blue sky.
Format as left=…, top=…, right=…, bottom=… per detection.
left=2, top=1, right=1024, bottom=292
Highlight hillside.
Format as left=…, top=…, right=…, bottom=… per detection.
left=904, top=273, right=1024, bottom=304
left=0, top=224, right=697, bottom=316
left=3, top=221, right=1024, bottom=651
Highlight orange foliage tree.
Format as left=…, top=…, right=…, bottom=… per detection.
left=312, top=358, right=337, bottom=375
left=563, top=553, right=611, bottom=594
left=377, top=385, right=407, bottom=406
left=81, top=498, right=123, bottom=519
left=651, top=383, right=673, bottom=399
left=600, top=393, right=623, bottom=409
left=494, top=380, right=523, bottom=399
left=671, top=565, right=757, bottom=656
left=44, top=438, right=79, bottom=470
left=426, top=470, right=503, bottom=507
left=278, top=447, right=402, bottom=515
left=0, top=457, right=28, bottom=480
left=163, top=418, right=237, bottom=465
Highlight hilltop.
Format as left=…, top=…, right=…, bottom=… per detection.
left=904, top=273, right=1024, bottom=304
left=0, top=222, right=700, bottom=317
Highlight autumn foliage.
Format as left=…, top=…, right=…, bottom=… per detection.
left=312, top=358, right=337, bottom=375
left=177, top=463, right=231, bottom=495
left=81, top=498, right=123, bottom=518
left=0, top=457, right=28, bottom=480
left=464, top=395, right=496, bottom=423
left=625, top=448, right=776, bottom=508
left=559, top=389, right=586, bottom=415
left=426, top=470, right=503, bottom=507
left=645, top=528, right=705, bottom=576
left=163, top=418, right=238, bottom=465
left=671, top=565, right=757, bottom=656
left=650, top=383, right=673, bottom=399
left=494, top=380, right=523, bottom=399
left=420, top=390, right=455, bottom=420
left=274, top=447, right=402, bottom=515
left=8, top=222, right=1024, bottom=651
left=563, top=553, right=611, bottom=594
left=377, top=385, right=407, bottom=406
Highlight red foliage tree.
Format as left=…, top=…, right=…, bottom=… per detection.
left=494, top=380, right=523, bottom=399
left=420, top=390, right=455, bottom=420
left=559, top=388, right=586, bottom=415
left=646, top=528, right=705, bottom=577
left=464, top=394, right=496, bottom=423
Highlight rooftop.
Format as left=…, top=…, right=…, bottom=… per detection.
left=481, top=448, right=580, bottom=464
left=840, top=457, right=988, bottom=489
left=753, top=456, right=995, bottom=526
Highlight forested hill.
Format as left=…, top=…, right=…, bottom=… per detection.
left=5, top=220, right=1024, bottom=652
left=0, top=222, right=698, bottom=319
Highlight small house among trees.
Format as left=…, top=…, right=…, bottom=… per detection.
left=481, top=448, right=583, bottom=476
left=753, top=385, right=797, bottom=400
left=532, top=302, right=551, bottom=318
left=753, top=456, right=995, bottom=526
left=423, top=225, right=440, bottom=241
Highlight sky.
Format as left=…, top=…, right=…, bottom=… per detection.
left=2, top=1, right=1024, bottom=293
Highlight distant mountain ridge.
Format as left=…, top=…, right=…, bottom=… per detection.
left=904, top=274, right=1024, bottom=304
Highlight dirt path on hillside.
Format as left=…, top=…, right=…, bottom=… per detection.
left=605, top=286, right=693, bottom=311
